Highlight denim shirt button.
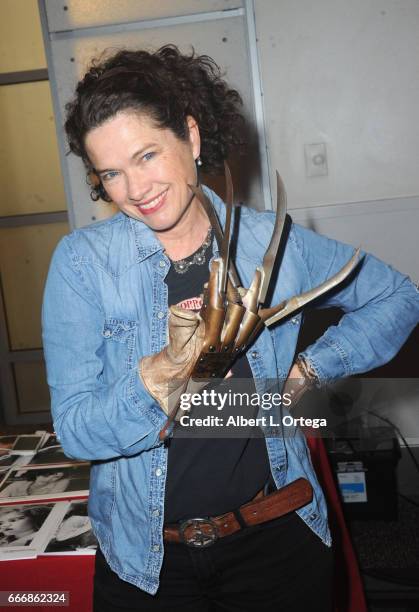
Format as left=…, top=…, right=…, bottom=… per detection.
left=251, top=351, right=258, bottom=358
left=155, top=468, right=163, bottom=476
left=159, top=260, right=166, bottom=268
left=103, top=330, right=111, bottom=338
left=291, top=317, right=299, bottom=325
left=275, top=465, right=284, bottom=472
left=310, top=513, right=318, bottom=521
left=152, top=544, right=160, bottom=552
left=157, top=311, right=165, bottom=319
left=152, top=509, right=160, bottom=517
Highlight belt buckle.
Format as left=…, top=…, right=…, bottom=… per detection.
left=179, top=518, right=218, bottom=548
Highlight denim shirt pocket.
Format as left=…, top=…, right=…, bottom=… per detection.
left=102, top=318, right=138, bottom=374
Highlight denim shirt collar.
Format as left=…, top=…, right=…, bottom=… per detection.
left=128, top=216, right=164, bottom=263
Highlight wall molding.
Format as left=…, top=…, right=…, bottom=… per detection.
left=290, top=194, right=419, bottom=223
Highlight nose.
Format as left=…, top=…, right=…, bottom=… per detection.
left=126, top=170, right=152, bottom=202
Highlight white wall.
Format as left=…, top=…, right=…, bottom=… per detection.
left=254, top=0, right=419, bottom=279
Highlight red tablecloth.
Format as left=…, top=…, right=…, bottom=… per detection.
left=1, top=439, right=366, bottom=612
left=1, top=555, right=94, bottom=611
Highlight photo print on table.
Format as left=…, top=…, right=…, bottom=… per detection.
left=0, top=464, right=91, bottom=504
left=25, top=434, right=75, bottom=468
left=43, top=500, right=97, bottom=555
left=0, top=502, right=67, bottom=561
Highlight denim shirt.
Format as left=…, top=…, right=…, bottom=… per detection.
left=42, top=186, right=419, bottom=594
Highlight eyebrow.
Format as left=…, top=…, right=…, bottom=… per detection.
left=95, top=142, right=157, bottom=174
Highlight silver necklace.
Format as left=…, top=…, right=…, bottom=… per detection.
left=171, top=228, right=213, bottom=274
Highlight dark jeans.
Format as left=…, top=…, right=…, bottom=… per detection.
left=93, top=512, right=333, bottom=612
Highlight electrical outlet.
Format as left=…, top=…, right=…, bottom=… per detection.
left=305, top=143, right=328, bottom=177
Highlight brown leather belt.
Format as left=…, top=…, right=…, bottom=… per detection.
left=164, top=477, right=313, bottom=548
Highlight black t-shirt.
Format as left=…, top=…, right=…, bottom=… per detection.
left=164, top=239, right=271, bottom=523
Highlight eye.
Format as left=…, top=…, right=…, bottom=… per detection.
left=143, top=151, right=155, bottom=162
left=101, top=170, right=120, bottom=182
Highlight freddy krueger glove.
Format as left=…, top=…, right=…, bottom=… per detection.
left=139, top=305, right=206, bottom=415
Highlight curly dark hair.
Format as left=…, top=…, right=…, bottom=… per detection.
left=65, top=45, right=245, bottom=202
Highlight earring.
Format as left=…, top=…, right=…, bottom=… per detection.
left=196, top=156, right=203, bottom=167
left=90, top=189, right=100, bottom=202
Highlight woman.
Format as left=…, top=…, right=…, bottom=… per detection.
left=42, top=45, right=419, bottom=611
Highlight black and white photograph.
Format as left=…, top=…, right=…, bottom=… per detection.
left=0, top=453, right=17, bottom=474
left=8, top=433, right=47, bottom=456
left=0, top=452, right=26, bottom=474
left=0, top=436, right=18, bottom=452
left=43, top=500, right=97, bottom=555
left=0, top=464, right=90, bottom=504
left=25, top=433, right=76, bottom=467
left=0, top=502, right=65, bottom=561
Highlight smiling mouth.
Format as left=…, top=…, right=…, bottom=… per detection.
left=136, top=189, right=168, bottom=213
